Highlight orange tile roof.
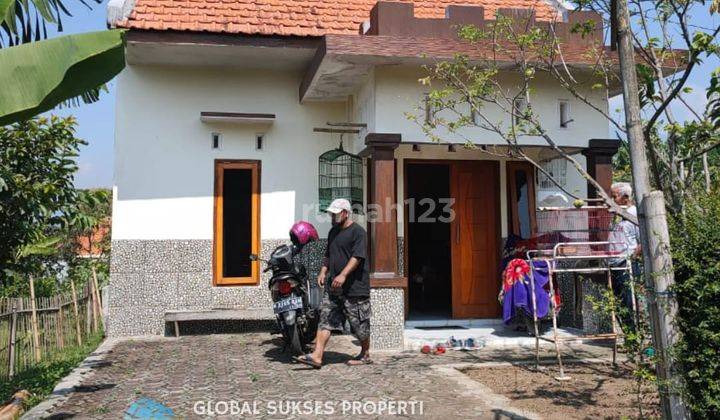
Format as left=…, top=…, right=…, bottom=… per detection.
left=76, top=224, right=110, bottom=257
left=119, top=0, right=562, bottom=37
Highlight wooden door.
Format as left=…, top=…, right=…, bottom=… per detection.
left=450, top=161, right=500, bottom=318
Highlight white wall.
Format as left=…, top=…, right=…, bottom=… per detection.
left=372, top=66, right=609, bottom=147
left=112, top=65, right=347, bottom=241
left=351, top=69, right=375, bottom=154
left=113, top=63, right=596, bottom=242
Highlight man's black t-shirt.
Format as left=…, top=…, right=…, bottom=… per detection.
left=324, top=222, right=370, bottom=298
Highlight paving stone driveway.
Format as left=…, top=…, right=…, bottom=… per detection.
left=43, top=333, right=611, bottom=419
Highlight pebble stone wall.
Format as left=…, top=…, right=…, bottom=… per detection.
left=108, top=238, right=406, bottom=349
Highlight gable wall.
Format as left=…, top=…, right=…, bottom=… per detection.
left=112, top=65, right=346, bottom=242
left=372, top=65, right=609, bottom=147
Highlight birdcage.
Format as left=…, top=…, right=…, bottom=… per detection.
left=533, top=206, right=623, bottom=259
left=537, top=149, right=568, bottom=191
left=525, top=206, right=635, bottom=379
left=318, top=141, right=363, bottom=212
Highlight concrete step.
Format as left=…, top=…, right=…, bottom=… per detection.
left=403, top=324, right=585, bottom=351
left=404, top=318, right=506, bottom=328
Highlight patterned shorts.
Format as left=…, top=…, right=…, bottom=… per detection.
left=318, top=292, right=371, bottom=342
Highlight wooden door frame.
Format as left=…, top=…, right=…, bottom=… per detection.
left=506, top=161, right=538, bottom=238
left=402, top=159, right=501, bottom=319
left=213, top=159, right=261, bottom=286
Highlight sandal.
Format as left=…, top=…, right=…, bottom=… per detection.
left=294, top=354, right=322, bottom=369
left=346, top=354, right=373, bottom=366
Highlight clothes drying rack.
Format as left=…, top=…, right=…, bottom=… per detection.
left=523, top=207, right=637, bottom=380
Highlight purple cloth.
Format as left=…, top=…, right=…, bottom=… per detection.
left=502, top=260, right=550, bottom=324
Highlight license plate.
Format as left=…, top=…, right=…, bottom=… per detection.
left=273, top=296, right=303, bottom=314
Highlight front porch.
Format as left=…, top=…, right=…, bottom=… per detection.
left=362, top=134, right=621, bottom=350
left=403, top=318, right=583, bottom=351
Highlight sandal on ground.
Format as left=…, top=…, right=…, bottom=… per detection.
left=346, top=355, right=374, bottom=366
left=294, top=354, right=322, bottom=369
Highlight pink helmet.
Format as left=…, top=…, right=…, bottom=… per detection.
left=290, top=221, right=319, bottom=247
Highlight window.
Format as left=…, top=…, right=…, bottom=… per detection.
left=213, top=160, right=260, bottom=285
left=559, top=100, right=570, bottom=128
left=507, top=161, right=537, bottom=239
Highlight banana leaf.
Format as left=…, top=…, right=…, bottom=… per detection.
left=0, top=0, right=13, bottom=27
left=0, top=29, right=125, bottom=125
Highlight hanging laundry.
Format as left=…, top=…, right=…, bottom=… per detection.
left=500, top=259, right=553, bottom=324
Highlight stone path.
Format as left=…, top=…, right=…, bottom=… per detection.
left=39, top=333, right=614, bottom=419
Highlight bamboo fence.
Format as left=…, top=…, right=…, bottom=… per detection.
left=0, top=274, right=104, bottom=381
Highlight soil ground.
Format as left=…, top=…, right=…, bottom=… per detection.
left=463, top=361, right=660, bottom=419
left=34, top=332, right=625, bottom=419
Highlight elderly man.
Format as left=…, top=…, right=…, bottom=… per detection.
left=610, top=182, right=641, bottom=330
left=295, top=198, right=372, bottom=369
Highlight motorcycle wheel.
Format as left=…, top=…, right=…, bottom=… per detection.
left=284, top=324, right=304, bottom=356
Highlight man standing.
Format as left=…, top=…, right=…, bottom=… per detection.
left=295, top=198, right=372, bottom=368
left=610, top=182, right=641, bottom=330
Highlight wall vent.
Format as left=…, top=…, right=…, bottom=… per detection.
left=211, top=132, right=222, bottom=149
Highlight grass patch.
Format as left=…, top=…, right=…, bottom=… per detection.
left=0, top=331, right=104, bottom=409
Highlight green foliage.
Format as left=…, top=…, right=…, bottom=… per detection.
left=15, top=236, right=62, bottom=260
left=0, top=0, right=103, bottom=47
left=670, top=194, right=720, bottom=418
left=60, top=188, right=111, bottom=292
left=707, top=69, right=720, bottom=131
left=0, top=331, right=104, bottom=408
left=0, top=0, right=125, bottom=122
left=613, top=141, right=633, bottom=182
left=0, top=30, right=126, bottom=125
left=0, top=116, right=84, bottom=293
left=585, top=278, right=659, bottom=418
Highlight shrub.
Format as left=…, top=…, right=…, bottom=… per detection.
left=670, top=194, right=720, bottom=418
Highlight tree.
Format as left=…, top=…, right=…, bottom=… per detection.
left=570, top=0, right=719, bottom=215
left=613, top=0, right=687, bottom=415
left=411, top=12, right=637, bottom=222
left=0, top=116, right=85, bottom=292
left=59, top=188, right=112, bottom=292
left=0, top=0, right=126, bottom=125
left=413, top=4, right=718, bottom=418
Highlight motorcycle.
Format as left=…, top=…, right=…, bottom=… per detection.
left=249, top=221, right=320, bottom=355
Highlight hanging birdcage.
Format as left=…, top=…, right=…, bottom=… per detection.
left=318, top=138, right=363, bottom=212
left=537, top=149, right=568, bottom=191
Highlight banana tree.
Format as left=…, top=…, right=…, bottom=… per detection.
left=0, top=0, right=126, bottom=125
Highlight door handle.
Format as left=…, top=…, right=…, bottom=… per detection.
left=456, top=220, right=460, bottom=244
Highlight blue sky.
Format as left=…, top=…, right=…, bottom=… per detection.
left=50, top=1, right=719, bottom=188
left=48, top=1, right=116, bottom=189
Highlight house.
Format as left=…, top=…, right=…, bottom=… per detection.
left=76, top=223, right=111, bottom=259
left=105, top=0, right=622, bottom=349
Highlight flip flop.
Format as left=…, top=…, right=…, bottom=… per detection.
left=294, top=354, right=322, bottom=369
left=346, top=355, right=374, bottom=366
